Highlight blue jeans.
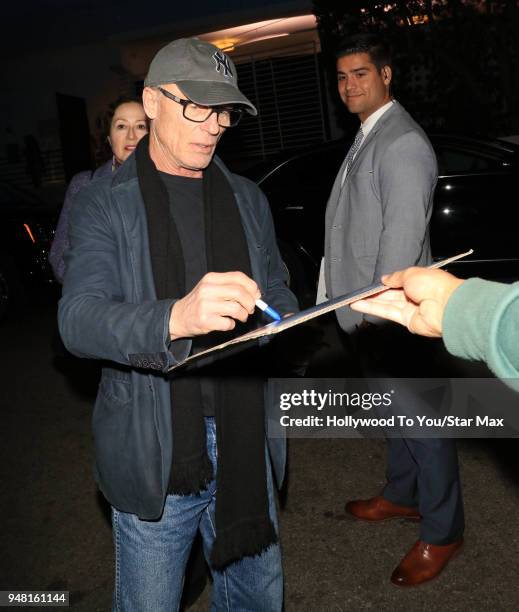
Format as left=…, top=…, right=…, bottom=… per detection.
left=111, top=417, right=283, bottom=611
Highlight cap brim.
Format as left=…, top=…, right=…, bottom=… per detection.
left=176, top=80, right=257, bottom=116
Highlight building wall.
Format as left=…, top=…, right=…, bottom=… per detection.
left=1, top=0, right=347, bottom=186
left=2, top=42, right=128, bottom=159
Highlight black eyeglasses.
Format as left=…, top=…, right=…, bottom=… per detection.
left=157, top=87, right=243, bottom=128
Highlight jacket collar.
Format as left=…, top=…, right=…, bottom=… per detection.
left=358, top=100, right=402, bottom=150
left=111, top=150, right=233, bottom=190
left=344, top=101, right=404, bottom=178
left=93, top=158, right=114, bottom=179
left=112, top=152, right=137, bottom=187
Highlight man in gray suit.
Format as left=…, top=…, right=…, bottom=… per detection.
left=323, top=33, right=464, bottom=587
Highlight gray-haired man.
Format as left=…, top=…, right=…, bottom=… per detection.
left=59, top=38, right=297, bottom=610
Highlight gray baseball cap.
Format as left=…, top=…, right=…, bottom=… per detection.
left=144, top=38, right=257, bottom=116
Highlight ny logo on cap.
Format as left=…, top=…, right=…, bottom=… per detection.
left=212, top=51, right=233, bottom=78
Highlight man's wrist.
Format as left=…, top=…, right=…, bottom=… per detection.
left=169, top=300, right=183, bottom=341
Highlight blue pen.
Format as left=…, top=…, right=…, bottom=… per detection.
left=255, top=298, right=282, bottom=322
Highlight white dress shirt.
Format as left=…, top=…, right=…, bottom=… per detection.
left=339, top=99, right=395, bottom=187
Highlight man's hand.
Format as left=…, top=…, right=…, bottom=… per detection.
left=350, top=267, right=465, bottom=337
left=169, top=271, right=261, bottom=340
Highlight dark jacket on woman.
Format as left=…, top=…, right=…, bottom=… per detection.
left=49, top=160, right=113, bottom=282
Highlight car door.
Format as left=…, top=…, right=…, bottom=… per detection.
left=257, top=143, right=346, bottom=304
left=259, top=143, right=346, bottom=265
left=431, top=140, right=519, bottom=281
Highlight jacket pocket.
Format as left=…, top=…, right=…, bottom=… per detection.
left=99, top=374, right=132, bottom=406
left=92, top=387, right=134, bottom=510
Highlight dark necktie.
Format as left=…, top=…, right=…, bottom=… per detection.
left=341, top=126, right=364, bottom=186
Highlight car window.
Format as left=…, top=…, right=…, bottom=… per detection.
left=436, top=146, right=506, bottom=175
left=259, top=146, right=346, bottom=209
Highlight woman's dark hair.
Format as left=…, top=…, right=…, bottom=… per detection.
left=107, top=95, right=145, bottom=124
left=336, top=33, right=393, bottom=71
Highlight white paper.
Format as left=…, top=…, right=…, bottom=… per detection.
left=168, top=250, right=473, bottom=371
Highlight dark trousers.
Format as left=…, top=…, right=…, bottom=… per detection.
left=352, top=322, right=465, bottom=545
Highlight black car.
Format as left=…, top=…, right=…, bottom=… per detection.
left=244, top=135, right=519, bottom=305
left=0, top=182, right=56, bottom=319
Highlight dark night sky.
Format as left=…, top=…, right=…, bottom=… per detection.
left=3, top=0, right=312, bottom=58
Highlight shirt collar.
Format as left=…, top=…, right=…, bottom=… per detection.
left=361, top=99, right=395, bottom=139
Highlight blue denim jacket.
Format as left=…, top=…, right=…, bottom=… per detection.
left=58, top=153, right=298, bottom=519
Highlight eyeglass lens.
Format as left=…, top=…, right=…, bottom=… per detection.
left=183, top=102, right=241, bottom=127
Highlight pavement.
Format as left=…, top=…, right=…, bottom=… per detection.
left=2, top=294, right=519, bottom=611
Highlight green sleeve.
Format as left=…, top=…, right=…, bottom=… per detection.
left=443, top=278, right=519, bottom=387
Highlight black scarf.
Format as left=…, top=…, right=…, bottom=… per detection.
left=135, top=135, right=277, bottom=570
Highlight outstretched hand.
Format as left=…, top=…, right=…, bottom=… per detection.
left=350, top=267, right=465, bottom=337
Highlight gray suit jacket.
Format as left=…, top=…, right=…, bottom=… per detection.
left=324, top=101, right=437, bottom=332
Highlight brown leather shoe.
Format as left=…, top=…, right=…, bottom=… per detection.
left=345, top=495, right=420, bottom=522
left=391, top=538, right=463, bottom=587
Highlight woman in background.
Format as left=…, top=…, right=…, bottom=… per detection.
left=49, top=96, right=148, bottom=282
